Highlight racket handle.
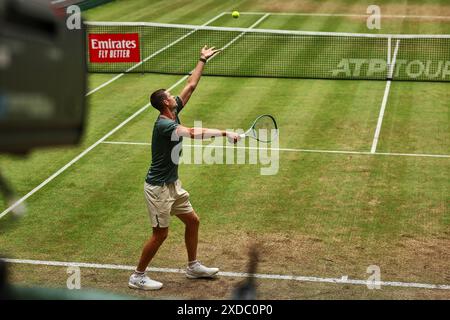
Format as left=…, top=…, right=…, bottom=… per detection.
left=239, top=133, right=246, bottom=139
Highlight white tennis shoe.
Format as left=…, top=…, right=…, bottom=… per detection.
left=186, top=261, right=219, bottom=279
left=128, top=273, right=163, bottom=290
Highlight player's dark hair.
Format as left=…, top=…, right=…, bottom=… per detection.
left=150, top=89, right=167, bottom=111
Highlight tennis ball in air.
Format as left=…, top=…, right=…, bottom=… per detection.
left=232, top=11, right=240, bottom=19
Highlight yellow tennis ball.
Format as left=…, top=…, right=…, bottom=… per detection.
left=232, top=11, right=240, bottom=19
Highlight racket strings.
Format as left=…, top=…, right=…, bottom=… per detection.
left=251, top=116, right=277, bottom=142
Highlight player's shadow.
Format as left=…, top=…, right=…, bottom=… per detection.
left=0, top=214, right=22, bottom=233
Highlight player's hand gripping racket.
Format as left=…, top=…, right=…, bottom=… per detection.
left=240, top=114, right=278, bottom=143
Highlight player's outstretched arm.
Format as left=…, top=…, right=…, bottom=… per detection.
left=179, top=45, right=221, bottom=106
left=176, top=125, right=240, bottom=144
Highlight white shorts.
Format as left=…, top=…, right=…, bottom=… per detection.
left=144, top=180, right=193, bottom=228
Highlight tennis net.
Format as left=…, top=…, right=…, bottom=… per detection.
left=85, top=21, right=450, bottom=82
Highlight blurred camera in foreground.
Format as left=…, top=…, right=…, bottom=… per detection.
left=0, top=0, right=87, bottom=155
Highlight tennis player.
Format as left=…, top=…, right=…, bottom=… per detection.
left=129, top=46, right=240, bottom=290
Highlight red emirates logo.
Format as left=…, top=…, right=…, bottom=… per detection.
left=89, top=33, right=140, bottom=63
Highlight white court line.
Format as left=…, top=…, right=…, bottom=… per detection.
left=371, top=39, right=400, bottom=154
left=0, top=78, right=183, bottom=220
left=85, top=12, right=226, bottom=96
left=0, top=103, right=146, bottom=220
left=0, top=14, right=268, bottom=220
left=100, top=141, right=450, bottom=159
left=231, top=11, right=450, bottom=20
left=3, top=258, right=450, bottom=291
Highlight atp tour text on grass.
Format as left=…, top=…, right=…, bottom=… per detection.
left=332, top=59, right=450, bottom=79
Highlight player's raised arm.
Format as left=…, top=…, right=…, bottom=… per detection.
left=178, top=45, right=221, bottom=106
left=176, top=125, right=240, bottom=144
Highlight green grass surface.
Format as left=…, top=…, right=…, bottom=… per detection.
left=1, top=0, right=449, bottom=300
left=377, top=82, right=450, bottom=154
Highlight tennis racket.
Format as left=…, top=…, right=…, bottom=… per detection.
left=239, top=114, right=278, bottom=143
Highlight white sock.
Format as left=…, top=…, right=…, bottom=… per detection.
left=188, top=260, right=198, bottom=267
left=134, top=269, right=145, bottom=276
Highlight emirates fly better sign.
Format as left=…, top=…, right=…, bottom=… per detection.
left=89, top=33, right=140, bottom=63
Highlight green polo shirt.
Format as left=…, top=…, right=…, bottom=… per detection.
left=145, top=96, right=184, bottom=186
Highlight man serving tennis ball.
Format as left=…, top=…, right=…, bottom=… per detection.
left=129, top=46, right=240, bottom=290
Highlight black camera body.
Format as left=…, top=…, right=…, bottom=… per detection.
left=0, top=0, right=86, bottom=154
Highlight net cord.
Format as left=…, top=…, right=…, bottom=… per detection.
left=84, top=21, right=450, bottom=39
